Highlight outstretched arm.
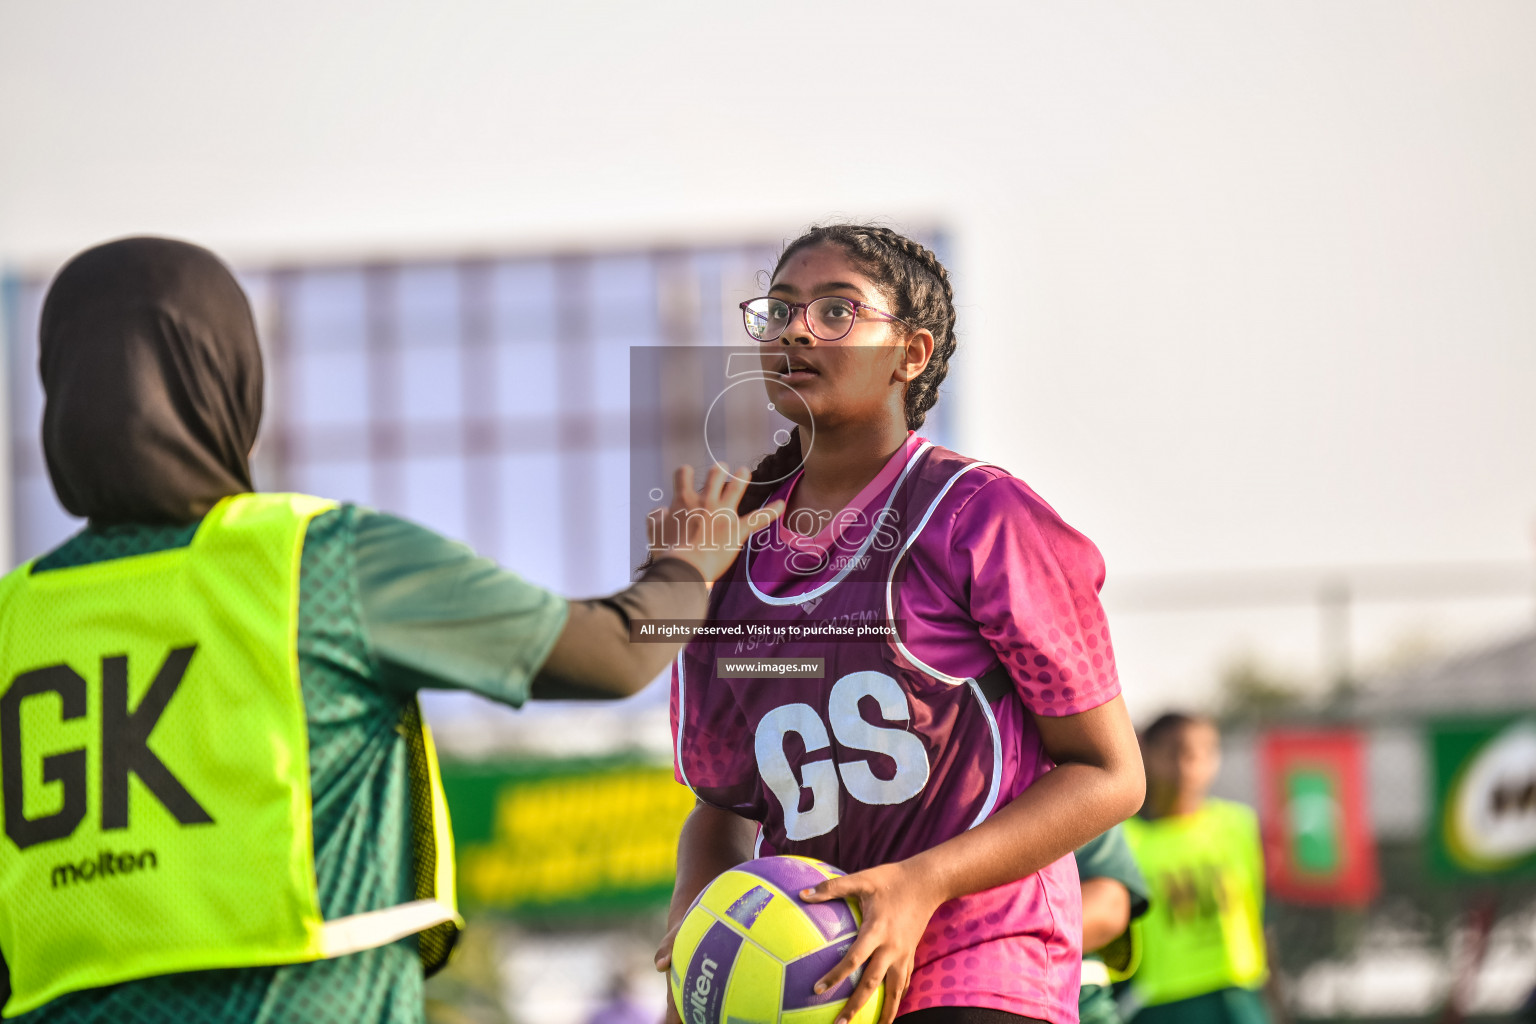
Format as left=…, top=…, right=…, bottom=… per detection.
left=533, top=465, right=786, bottom=699
left=357, top=465, right=781, bottom=703
left=530, top=557, right=705, bottom=700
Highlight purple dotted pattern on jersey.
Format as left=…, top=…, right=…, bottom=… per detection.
left=678, top=446, right=1006, bottom=866
left=884, top=437, right=1119, bottom=721
left=673, top=440, right=1115, bottom=1024
left=902, top=866, right=1082, bottom=1020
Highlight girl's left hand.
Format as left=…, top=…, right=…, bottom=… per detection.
left=799, top=860, right=946, bottom=1024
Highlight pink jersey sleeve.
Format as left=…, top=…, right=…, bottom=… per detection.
left=949, top=474, right=1120, bottom=716
left=669, top=660, right=686, bottom=786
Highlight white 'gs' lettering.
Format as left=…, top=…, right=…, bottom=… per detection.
left=828, top=671, right=930, bottom=805
left=753, top=671, right=931, bottom=839
left=755, top=704, right=840, bottom=840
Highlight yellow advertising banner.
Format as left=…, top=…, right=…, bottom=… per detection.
left=441, top=757, right=697, bottom=916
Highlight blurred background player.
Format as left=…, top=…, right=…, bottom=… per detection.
left=0, top=237, right=778, bottom=1023
left=1075, top=824, right=1149, bottom=1024
left=582, top=965, right=656, bottom=1024
left=660, top=225, right=1145, bottom=1024
left=1121, top=713, right=1270, bottom=1024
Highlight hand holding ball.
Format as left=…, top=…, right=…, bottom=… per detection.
left=669, top=856, right=884, bottom=1024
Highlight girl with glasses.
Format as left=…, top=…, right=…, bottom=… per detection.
left=658, top=224, right=1145, bottom=1024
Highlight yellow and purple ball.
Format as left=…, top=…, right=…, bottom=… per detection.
left=670, top=855, right=884, bottom=1024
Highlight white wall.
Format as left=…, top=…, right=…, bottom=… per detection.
left=3, top=1, right=1534, bottom=712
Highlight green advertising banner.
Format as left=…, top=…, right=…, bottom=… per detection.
left=1286, top=767, right=1343, bottom=876
left=1430, top=717, right=1536, bottom=880
left=440, top=756, right=697, bottom=918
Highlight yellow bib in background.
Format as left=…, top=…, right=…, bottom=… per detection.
left=1122, top=799, right=1269, bottom=1007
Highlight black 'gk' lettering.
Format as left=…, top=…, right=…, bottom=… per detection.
left=102, top=646, right=213, bottom=829
left=1, top=666, right=89, bottom=851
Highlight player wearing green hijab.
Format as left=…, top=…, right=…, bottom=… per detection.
left=0, top=238, right=780, bottom=1023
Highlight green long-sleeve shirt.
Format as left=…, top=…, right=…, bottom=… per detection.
left=1077, top=824, right=1152, bottom=1024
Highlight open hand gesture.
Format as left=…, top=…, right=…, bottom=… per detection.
left=647, top=464, right=784, bottom=584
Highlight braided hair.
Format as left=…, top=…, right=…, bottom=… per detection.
left=739, top=224, right=958, bottom=514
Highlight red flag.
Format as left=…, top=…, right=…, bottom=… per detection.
left=1259, top=728, right=1378, bottom=905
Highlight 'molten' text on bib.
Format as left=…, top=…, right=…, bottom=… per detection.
left=0, top=494, right=334, bottom=1017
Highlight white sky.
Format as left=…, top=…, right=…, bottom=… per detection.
left=2, top=0, right=1533, bottom=717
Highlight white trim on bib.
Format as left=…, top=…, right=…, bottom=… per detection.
left=319, top=899, right=460, bottom=959
left=882, top=459, right=1007, bottom=830
left=744, top=442, right=933, bottom=607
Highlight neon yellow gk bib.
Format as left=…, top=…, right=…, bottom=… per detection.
left=0, top=493, right=458, bottom=1017
left=1122, top=800, right=1268, bottom=1008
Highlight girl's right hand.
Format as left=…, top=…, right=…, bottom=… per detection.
left=654, top=920, right=682, bottom=1024
left=657, top=804, right=760, bottom=1024
left=647, top=464, right=784, bottom=584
